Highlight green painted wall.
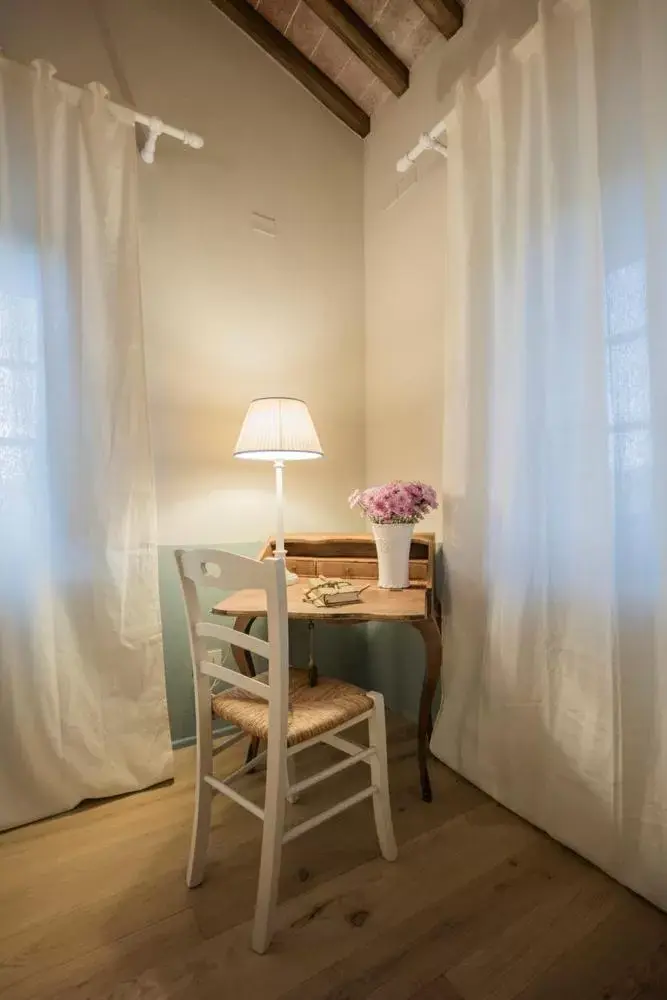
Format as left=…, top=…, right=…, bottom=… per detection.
left=365, top=622, right=426, bottom=726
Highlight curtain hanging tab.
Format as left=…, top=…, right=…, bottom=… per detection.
left=85, top=81, right=111, bottom=98
left=30, top=59, right=57, bottom=80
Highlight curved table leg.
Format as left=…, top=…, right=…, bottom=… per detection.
left=307, top=619, right=318, bottom=687
left=232, top=615, right=260, bottom=766
left=412, top=618, right=442, bottom=803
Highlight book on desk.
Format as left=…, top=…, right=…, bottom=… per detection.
left=303, top=577, right=370, bottom=608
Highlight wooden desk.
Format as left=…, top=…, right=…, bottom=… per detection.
left=213, top=533, right=442, bottom=802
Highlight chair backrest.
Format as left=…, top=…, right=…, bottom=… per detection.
left=174, top=548, right=290, bottom=746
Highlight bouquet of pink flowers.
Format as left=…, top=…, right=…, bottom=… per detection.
left=349, top=481, right=438, bottom=525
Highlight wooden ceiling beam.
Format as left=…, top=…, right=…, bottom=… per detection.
left=209, top=0, right=370, bottom=137
left=412, top=0, right=463, bottom=39
left=301, top=0, right=409, bottom=97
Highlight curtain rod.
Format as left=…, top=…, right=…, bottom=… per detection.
left=0, top=55, right=204, bottom=164
left=395, top=10, right=561, bottom=174
left=396, top=124, right=448, bottom=173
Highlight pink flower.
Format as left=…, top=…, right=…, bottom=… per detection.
left=423, top=485, right=437, bottom=508
left=348, top=480, right=438, bottom=524
left=389, top=485, right=413, bottom=517
left=368, top=497, right=390, bottom=522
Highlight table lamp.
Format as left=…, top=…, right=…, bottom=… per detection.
left=233, top=397, right=323, bottom=584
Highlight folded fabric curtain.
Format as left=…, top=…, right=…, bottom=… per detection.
left=0, top=58, right=173, bottom=830
left=433, top=0, right=667, bottom=910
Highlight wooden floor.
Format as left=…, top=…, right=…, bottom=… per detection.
left=2, top=718, right=667, bottom=1000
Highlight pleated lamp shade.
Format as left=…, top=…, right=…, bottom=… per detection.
left=233, top=397, right=323, bottom=462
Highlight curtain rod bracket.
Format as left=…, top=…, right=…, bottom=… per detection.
left=396, top=131, right=448, bottom=173
left=140, top=117, right=163, bottom=165
left=421, top=133, right=448, bottom=157
left=140, top=118, right=203, bottom=164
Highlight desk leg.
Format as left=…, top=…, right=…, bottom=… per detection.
left=307, top=620, right=318, bottom=687
left=412, top=618, right=442, bottom=803
left=232, top=616, right=260, bottom=766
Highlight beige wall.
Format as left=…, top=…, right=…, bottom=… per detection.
left=363, top=0, right=540, bottom=538
left=0, top=0, right=366, bottom=545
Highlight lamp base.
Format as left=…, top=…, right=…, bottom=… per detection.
left=275, top=552, right=299, bottom=586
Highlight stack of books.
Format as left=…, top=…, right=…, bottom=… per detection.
left=303, top=577, right=368, bottom=608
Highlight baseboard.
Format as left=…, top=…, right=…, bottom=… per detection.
left=171, top=724, right=236, bottom=750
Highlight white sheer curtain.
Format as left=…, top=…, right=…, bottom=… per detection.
left=432, top=0, right=667, bottom=909
left=0, top=58, right=173, bottom=830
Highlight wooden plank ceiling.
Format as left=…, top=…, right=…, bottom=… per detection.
left=209, top=0, right=464, bottom=136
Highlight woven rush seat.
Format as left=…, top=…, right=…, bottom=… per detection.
left=212, top=668, right=374, bottom=748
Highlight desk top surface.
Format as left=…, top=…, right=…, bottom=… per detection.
left=212, top=578, right=429, bottom=622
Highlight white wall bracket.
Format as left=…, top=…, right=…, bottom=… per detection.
left=140, top=117, right=163, bottom=164
left=396, top=127, right=448, bottom=173
left=140, top=116, right=204, bottom=164
left=420, top=132, right=448, bottom=158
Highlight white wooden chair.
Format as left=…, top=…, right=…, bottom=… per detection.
left=175, top=547, right=398, bottom=954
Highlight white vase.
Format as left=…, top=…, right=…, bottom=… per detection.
left=372, top=523, right=414, bottom=590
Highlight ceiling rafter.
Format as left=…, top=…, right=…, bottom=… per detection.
left=210, top=0, right=370, bottom=136
left=412, top=0, right=463, bottom=39
left=301, top=0, right=409, bottom=97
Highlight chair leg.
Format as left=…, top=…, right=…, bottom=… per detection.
left=368, top=692, right=398, bottom=862
left=252, top=741, right=288, bottom=954
left=286, top=753, right=299, bottom=804
left=187, top=680, right=214, bottom=888
left=187, top=775, right=213, bottom=888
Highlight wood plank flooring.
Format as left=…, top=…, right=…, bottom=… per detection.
left=2, top=717, right=667, bottom=1000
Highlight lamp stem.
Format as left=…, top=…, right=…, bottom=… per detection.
left=274, top=460, right=286, bottom=561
